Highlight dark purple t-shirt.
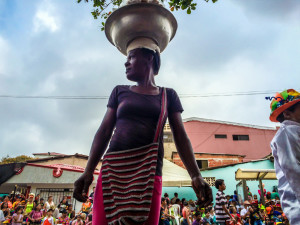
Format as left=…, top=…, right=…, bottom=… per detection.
left=106, top=85, right=183, bottom=176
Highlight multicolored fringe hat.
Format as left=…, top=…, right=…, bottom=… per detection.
left=269, top=89, right=300, bottom=122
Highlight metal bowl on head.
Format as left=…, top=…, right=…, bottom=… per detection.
left=105, top=2, right=177, bottom=55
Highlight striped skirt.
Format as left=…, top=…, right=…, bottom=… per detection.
left=101, top=143, right=159, bottom=225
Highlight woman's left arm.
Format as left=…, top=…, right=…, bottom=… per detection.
left=168, top=112, right=213, bottom=207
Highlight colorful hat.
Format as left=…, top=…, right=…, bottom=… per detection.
left=269, top=89, right=300, bottom=122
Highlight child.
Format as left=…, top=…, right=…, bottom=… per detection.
left=11, top=206, right=23, bottom=225
left=71, top=215, right=84, bottom=225
left=28, top=203, right=43, bottom=225
left=41, top=209, right=54, bottom=225
left=202, top=210, right=213, bottom=225
left=269, top=89, right=300, bottom=225
left=215, top=179, right=234, bottom=224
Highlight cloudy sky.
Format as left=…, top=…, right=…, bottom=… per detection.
left=0, top=0, right=299, bottom=158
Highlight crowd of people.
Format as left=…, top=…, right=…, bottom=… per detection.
left=0, top=182, right=289, bottom=225
left=0, top=188, right=96, bottom=225
left=159, top=180, right=289, bottom=225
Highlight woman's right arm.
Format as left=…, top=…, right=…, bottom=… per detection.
left=73, top=107, right=116, bottom=202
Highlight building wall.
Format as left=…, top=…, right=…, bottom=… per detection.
left=162, top=160, right=278, bottom=203
left=172, top=152, right=244, bottom=169
left=183, top=121, right=277, bottom=162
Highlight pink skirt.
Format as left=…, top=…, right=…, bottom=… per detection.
left=92, top=172, right=162, bottom=225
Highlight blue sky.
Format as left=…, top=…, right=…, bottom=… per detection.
left=0, top=0, right=299, bottom=157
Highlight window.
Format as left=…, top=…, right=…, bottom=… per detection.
left=232, top=135, right=249, bottom=141
left=36, top=188, right=75, bottom=207
left=196, top=160, right=208, bottom=169
left=215, top=134, right=227, bottom=139
left=203, top=177, right=216, bottom=187
left=163, top=132, right=173, bottom=143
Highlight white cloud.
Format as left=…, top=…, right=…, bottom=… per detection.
left=33, top=0, right=60, bottom=33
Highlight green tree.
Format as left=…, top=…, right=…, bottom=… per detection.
left=78, top=0, right=218, bottom=30
left=0, top=155, right=34, bottom=164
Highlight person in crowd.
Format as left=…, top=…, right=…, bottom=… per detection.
left=71, top=215, right=84, bottom=225
left=269, top=89, right=300, bottom=224
left=25, top=194, right=36, bottom=216
left=2, top=197, right=12, bottom=209
left=56, top=209, right=70, bottom=225
left=250, top=204, right=263, bottom=225
left=41, top=209, right=54, bottom=225
left=28, top=203, right=43, bottom=225
left=12, top=196, right=22, bottom=209
left=88, top=187, right=96, bottom=199
left=270, top=188, right=280, bottom=200
left=45, top=196, right=55, bottom=212
left=11, top=206, right=23, bottom=225
left=181, top=201, right=192, bottom=225
left=233, top=191, right=239, bottom=204
left=171, top=193, right=179, bottom=204
left=34, top=195, right=40, bottom=205
left=159, top=197, right=174, bottom=225
left=164, top=193, right=170, bottom=203
left=58, top=197, right=69, bottom=211
left=202, top=209, right=213, bottom=225
left=257, top=184, right=266, bottom=199
left=250, top=194, right=258, bottom=207
left=215, top=179, right=233, bottom=225
left=191, top=211, right=201, bottom=225
left=80, top=198, right=92, bottom=216
left=85, top=214, right=92, bottom=225
left=188, top=200, right=196, bottom=213
left=240, top=201, right=252, bottom=225
left=169, top=200, right=180, bottom=225
left=0, top=204, right=5, bottom=225
left=0, top=202, right=11, bottom=223
left=66, top=204, right=75, bottom=221
left=208, top=207, right=216, bottom=224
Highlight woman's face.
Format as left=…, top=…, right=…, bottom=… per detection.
left=36, top=204, right=41, bottom=211
left=125, top=49, right=152, bottom=82
left=49, top=197, right=53, bottom=202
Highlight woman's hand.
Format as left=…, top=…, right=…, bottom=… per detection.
left=192, top=175, right=213, bottom=208
left=73, top=172, right=94, bottom=202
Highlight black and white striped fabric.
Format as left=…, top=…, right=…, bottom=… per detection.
left=215, top=190, right=230, bottom=223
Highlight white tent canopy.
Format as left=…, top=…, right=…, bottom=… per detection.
left=162, top=159, right=191, bottom=187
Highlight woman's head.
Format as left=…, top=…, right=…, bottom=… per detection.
left=1, top=202, right=8, bottom=209
left=34, top=203, right=42, bottom=211
left=125, top=48, right=161, bottom=82
left=15, top=206, right=23, bottom=214
left=48, top=196, right=53, bottom=202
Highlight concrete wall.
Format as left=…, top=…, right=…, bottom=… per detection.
left=172, top=152, right=244, bottom=169
left=183, top=120, right=277, bottom=162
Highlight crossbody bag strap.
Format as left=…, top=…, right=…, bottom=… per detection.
left=153, top=87, right=167, bottom=143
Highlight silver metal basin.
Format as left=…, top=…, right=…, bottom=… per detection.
left=105, top=3, right=177, bottom=55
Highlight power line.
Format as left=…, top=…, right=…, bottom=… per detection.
left=0, top=89, right=297, bottom=100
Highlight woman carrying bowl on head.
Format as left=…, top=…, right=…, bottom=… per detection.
left=73, top=38, right=213, bottom=224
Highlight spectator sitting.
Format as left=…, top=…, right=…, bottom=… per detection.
left=56, top=209, right=70, bottom=225
left=202, top=209, right=213, bottom=225
left=41, top=209, right=54, bottom=225
left=71, top=215, right=84, bottom=225
left=171, top=193, right=179, bottom=204
left=192, top=211, right=201, bottom=225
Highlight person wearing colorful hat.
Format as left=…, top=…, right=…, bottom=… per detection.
left=269, top=89, right=300, bottom=225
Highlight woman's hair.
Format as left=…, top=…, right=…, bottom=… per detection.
left=140, top=48, right=161, bottom=75
left=33, top=203, right=41, bottom=211
left=277, top=101, right=300, bottom=122
left=15, top=206, right=23, bottom=213
left=1, top=202, right=8, bottom=209
left=48, top=195, right=53, bottom=200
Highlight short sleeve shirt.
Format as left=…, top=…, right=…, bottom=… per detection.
left=106, top=85, right=183, bottom=175
left=215, top=191, right=230, bottom=222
